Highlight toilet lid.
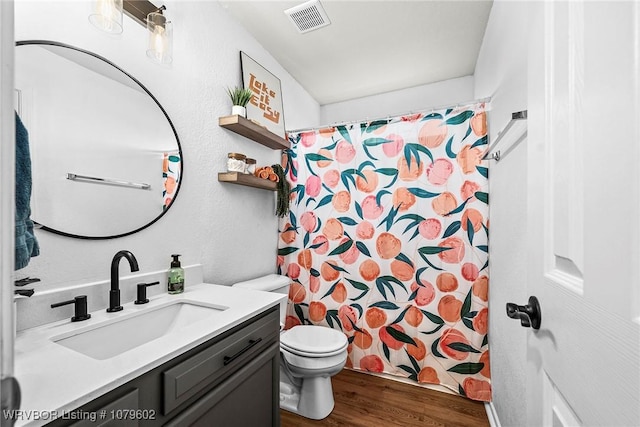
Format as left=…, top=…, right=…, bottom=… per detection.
left=280, top=325, right=348, bottom=355
left=281, top=343, right=347, bottom=358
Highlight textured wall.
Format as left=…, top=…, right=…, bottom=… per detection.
left=473, top=1, right=533, bottom=425
left=319, top=76, right=474, bottom=129
left=13, top=0, right=320, bottom=297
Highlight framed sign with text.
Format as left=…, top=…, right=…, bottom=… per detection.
left=240, top=51, right=286, bottom=138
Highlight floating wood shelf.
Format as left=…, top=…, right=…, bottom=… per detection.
left=218, top=115, right=290, bottom=150
left=218, top=172, right=277, bottom=191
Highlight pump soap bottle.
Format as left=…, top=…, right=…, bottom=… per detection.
left=168, top=254, right=184, bottom=294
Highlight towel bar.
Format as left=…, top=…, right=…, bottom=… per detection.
left=66, top=173, right=151, bottom=190
left=483, top=110, right=528, bottom=162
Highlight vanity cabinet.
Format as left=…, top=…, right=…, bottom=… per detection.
left=46, top=306, right=280, bottom=427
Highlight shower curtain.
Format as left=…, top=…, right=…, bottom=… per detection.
left=278, top=102, right=491, bottom=401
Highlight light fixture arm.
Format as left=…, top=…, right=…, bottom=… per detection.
left=122, top=0, right=166, bottom=28
left=91, top=0, right=173, bottom=64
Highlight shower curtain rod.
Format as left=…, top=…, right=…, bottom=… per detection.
left=286, top=96, right=492, bottom=134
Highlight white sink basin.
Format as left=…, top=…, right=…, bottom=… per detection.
left=51, top=301, right=228, bottom=360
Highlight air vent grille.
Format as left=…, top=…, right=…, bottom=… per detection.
left=284, top=0, right=331, bottom=34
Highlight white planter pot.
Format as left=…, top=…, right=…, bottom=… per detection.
left=231, top=105, right=247, bottom=117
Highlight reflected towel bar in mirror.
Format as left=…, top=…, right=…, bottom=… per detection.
left=66, top=173, right=151, bottom=190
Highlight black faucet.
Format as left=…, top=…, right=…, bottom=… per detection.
left=51, top=295, right=91, bottom=322
left=107, top=250, right=139, bottom=312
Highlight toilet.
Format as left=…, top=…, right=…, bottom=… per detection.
left=233, top=274, right=348, bottom=420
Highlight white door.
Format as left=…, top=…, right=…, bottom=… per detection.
left=0, top=0, right=17, bottom=420
left=525, top=1, right=640, bottom=426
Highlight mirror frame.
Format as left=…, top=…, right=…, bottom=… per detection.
left=16, top=40, right=183, bottom=240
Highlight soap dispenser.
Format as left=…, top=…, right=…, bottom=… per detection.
left=168, top=254, right=184, bottom=294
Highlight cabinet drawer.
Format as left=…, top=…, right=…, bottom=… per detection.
left=163, top=308, right=279, bottom=414
left=69, top=389, right=139, bottom=427
left=163, top=342, right=280, bottom=427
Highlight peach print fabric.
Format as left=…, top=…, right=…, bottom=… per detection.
left=162, top=152, right=180, bottom=210
left=278, top=103, right=491, bottom=401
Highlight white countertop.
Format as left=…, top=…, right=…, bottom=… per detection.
left=13, top=283, right=285, bottom=427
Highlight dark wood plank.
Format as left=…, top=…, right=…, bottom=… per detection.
left=218, top=172, right=277, bottom=191
left=218, top=115, right=290, bottom=150
left=281, top=369, right=490, bottom=427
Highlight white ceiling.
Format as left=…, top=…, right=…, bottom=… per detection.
left=219, top=0, right=493, bottom=105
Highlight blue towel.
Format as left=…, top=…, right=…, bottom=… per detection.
left=15, top=112, right=39, bottom=270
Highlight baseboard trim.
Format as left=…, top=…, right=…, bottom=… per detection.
left=485, top=402, right=502, bottom=427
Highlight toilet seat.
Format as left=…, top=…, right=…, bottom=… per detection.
left=281, top=341, right=348, bottom=358
left=280, top=325, right=348, bottom=357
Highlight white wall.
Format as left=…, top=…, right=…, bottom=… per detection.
left=14, top=1, right=320, bottom=297
left=319, top=75, right=474, bottom=128
left=473, top=2, right=533, bottom=426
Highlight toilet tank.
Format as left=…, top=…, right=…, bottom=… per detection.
left=232, top=274, right=290, bottom=324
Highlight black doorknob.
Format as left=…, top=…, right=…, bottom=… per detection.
left=506, top=296, right=541, bottom=329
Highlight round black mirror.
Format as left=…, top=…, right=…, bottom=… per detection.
left=15, top=40, right=182, bottom=239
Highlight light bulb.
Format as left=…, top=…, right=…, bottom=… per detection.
left=89, top=0, right=123, bottom=34
left=146, top=12, right=173, bottom=64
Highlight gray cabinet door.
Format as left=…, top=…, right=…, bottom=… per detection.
left=164, top=342, right=280, bottom=427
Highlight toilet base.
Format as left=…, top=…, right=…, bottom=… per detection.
left=279, top=369, right=335, bottom=420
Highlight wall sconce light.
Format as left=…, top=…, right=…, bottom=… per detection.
left=146, top=8, right=173, bottom=64
left=89, top=0, right=124, bottom=34
left=90, top=0, right=173, bottom=65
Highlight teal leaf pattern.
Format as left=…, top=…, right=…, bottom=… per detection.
left=278, top=103, right=491, bottom=402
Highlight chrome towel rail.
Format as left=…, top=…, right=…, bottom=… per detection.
left=483, top=110, right=528, bottom=162
left=66, top=173, right=151, bottom=190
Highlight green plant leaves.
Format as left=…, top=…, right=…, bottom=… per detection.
left=316, top=194, right=334, bottom=209
left=375, top=275, right=407, bottom=299
left=376, top=168, right=399, bottom=189
left=445, top=136, right=456, bottom=158
left=328, top=239, right=354, bottom=256
left=355, top=241, right=371, bottom=257
left=278, top=247, right=298, bottom=256
left=446, top=110, right=475, bottom=125
left=408, top=188, right=440, bottom=199
left=448, top=362, right=485, bottom=375
left=325, top=309, right=342, bottom=330
left=385, top=326, right=416, bottom=346
left=467, top=217, right=475, bottom=245
left=338, top=217, right=358, bottom=226
left=362, top=119, right=391, bottom=133
left=305, top=153, right=333, bottom=162
left=363, top=137, right=393, bottom=147
left=378, top=204, right=401, bottom=232
left=431, top=338, right=446, bottom=358
left=442, top=221, right=461, bottom=238
left=471, top=135, right=488, bottom=148
left=369, top=301, right=400, bottom=310
left=336, top=125, right=351, bottom=143
left=327, top=263, right=349, bottom=273
left=321, top=280, right=342, bottom=299
left=476, top=166, right=489, bottom=178
left=419, top=246, right=452, bottom=255
left=447, top=342, right=482, bottom=354
left=461, top=288, right=473, bottom=319
left=404, top=143, right=434, bottom=169
left=475, top=191, right=489, bottom=204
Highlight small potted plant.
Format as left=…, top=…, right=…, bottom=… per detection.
left=226, top=86, right=253, bottom=117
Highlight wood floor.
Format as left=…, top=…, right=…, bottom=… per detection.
left=281, top=369, right=490, bottom=427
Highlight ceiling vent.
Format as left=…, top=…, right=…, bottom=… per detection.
left=284, top=0, right=331, bottom=34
